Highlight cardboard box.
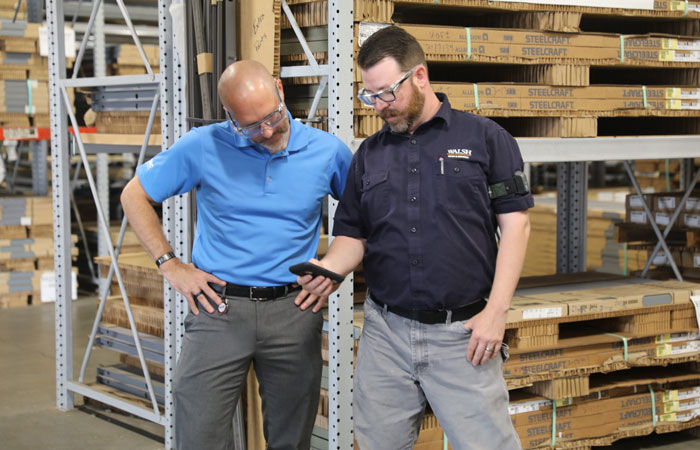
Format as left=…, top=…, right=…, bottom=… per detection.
left=238, top=0, right=280, bottom=76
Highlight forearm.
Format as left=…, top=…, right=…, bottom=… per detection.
left=487, top=211, right=531, bottom=312
left=120, top=177, right=173, bottom=262
left=321, top=235, right=366, bottom=276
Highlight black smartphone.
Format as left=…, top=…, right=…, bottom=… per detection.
left=289, top=262, right=345, bottom=283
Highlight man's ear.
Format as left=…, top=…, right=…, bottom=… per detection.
left=413, top=64, right=429, bottom=89
left=277, top=78, right=285, bottom=101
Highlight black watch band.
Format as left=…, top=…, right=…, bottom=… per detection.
left=155, top=251, right=176, bottom=268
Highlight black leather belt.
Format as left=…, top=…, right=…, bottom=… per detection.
left=370, top=295, right=487, bottom=324
left=209, top=282, right=300, bottom=301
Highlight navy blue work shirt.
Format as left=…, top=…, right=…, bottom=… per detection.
left=333, top=93, right=534, bottom=310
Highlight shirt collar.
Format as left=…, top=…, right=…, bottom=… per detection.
left=228, top=111, right=306, bottom=156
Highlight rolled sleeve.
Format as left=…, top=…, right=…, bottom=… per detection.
left=487, top=127, right=534, bottom=214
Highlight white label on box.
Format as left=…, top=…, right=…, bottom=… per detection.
left=629, top=195, right=645, bottom=208
left=658, top=197, right=678, bottom=209
left=40, top=271, right=77, bottom=303
left=678, top=387, right=700, bottom=401
left=3, top=128, right=38, bottom=140
left=686, top=198, right=700, bottom=211
left=20, top=216, right=32, bottom=226
left=653, top=253, right=669, bottom=265
left=693, top=255, right=700, bottom=268
left=497, top=0, right=653, bottom=9
left=675, top=408, right=700, bottom=422
left=655, top=212, right=672, bottom=225
left=508, top=399, right=550, bottom=415
left=358, top=22, right=390, bottom=47
left=630, top=211, right=647, bottom=223
left=686, top=214, right=700, bottom=228
left=522, top=307, right=563, bottom=320
left=691, top=296, right=700, bottom=336
left=679, top=398, right=700, bottom=411
left=656, top=332, right=700, bottom=343
left=39, top=24, right=76, bottom=58
left=671, top=341, right=700, bottom=355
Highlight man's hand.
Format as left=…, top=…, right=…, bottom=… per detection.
left=159, top=259, right=226, bottom=314
left=464, top=305, right=508, bottom=366
left=294, top=258, right=340, bottom=313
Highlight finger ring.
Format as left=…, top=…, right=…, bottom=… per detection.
left=194, top=291, right=204, bottom=297
left=485, top=347, right=493, bottom=352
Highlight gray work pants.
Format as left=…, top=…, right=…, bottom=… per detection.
left=354, top=296, right=521, bottom=450
left=173, top=291, right=323, bottom=450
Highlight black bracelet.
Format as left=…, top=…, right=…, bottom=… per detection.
left=155, top=251, right=176, bottom=268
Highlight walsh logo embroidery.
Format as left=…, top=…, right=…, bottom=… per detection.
left=446, top=148, right=472, bottom=159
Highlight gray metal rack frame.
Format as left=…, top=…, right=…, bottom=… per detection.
left=48, top=0, right=186, bottom=448
left=49, top=0, right=355, bottom=449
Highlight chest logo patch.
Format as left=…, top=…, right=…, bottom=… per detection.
left=446, top=148, right=472, bottom=159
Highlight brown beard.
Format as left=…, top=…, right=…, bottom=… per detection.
left=380, top=81, right=425, bottom=134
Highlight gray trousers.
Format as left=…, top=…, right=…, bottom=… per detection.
left=354, top=296, right=521, bottom=450
left=173, top=291, right=323, bottom=450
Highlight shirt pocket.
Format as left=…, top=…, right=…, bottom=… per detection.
left=437, top=158, right=487, bottom=210
left=361, top=170, right=390, bottom=220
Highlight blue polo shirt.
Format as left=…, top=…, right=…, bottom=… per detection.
left=137, top=113, right=352, bottom=286
left=333, top=93, right=533, bottom=310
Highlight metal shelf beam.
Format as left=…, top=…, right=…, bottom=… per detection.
left=518, top=136, right=700, bottom=162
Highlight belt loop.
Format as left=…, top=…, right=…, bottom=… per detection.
left=445, top=309, right=453, bottom=324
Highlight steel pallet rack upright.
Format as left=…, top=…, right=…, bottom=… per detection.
left=47, top=1, right=188, bottom=448
left=279, top=0, right=356, bottom=447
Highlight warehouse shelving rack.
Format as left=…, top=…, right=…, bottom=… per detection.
left=49, top=1, right=356, bottom=449
left=48, top=0, right=188, bottom=448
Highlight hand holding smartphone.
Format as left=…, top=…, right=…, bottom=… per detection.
left=289, top=262, right=345, bottom=283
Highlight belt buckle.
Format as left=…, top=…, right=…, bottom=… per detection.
left=249, top=287, right=267, bottom=301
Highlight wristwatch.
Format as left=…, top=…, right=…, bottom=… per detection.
left=155, top=251, right=176, bottom=268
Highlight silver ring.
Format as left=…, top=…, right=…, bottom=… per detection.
left=485, top=347, right=493, bottom=352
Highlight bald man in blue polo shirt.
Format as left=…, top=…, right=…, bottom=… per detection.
left=121, top=60, right=352, bottom=450
left=296, top=27, right=532, bottom=449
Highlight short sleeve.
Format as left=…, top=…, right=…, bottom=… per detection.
left=486, top=127, right=534, bottom=214
left=136, top=128, right=203, bottom=202
left=328, top=139, right=353, bottom=200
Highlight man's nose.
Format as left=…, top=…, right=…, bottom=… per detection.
left=260, top=124, right=275, bottom=138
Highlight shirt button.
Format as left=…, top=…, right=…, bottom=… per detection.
left=267, top=177, right=272, bottom=182
left=410, top=227, right=417, bottom=233
left=411, top=259, right=419, bottom=266
left=411, top=139, right=417, bottom=145
left=410, top=196, right=417, bottom=202
left=366, top=180, right=370, bottom=185
left=453, top=167, right=460, bottom=173
left=410, top=168, right=418, bottom=174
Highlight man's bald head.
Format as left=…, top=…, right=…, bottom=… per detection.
left=218, top=60, right=279, bottom=114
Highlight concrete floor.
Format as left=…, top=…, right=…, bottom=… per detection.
left=0, top=297, right=698, bottom=450
left=0, top=297, right=163, bottom=450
